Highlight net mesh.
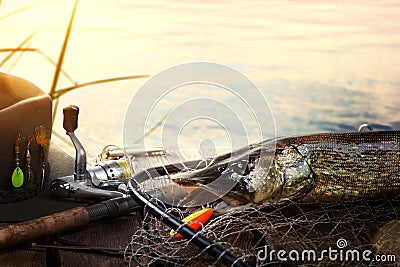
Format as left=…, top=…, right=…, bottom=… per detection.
left=124, top=195, right=400, bottom=266
left=123, top=137, right=399, bottom=267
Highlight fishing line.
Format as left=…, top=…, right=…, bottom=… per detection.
left=123, top=132, right=400, bottom=266
left=1, top=131, right=399, bottom=266
left=127, top=175, right=249, bottom=267
left=29, top=243, right=126, bottom=258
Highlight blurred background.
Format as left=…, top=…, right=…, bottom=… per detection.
left=1, top=0, right=399, bottom=157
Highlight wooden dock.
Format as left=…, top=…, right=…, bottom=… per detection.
left=0, top=144, right=399, bottom=266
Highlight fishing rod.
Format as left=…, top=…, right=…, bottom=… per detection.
left=0, top=174, right=248, bottom=267
left=0, top=105, right=249, bottom=267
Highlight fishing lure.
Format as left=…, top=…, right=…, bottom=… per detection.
left=11, top=134, right=24, bottom=188
left=170, top=208, right=214, bottom=239
left=35, top=126, right=50, bottom=190
left=34, top=126, right=50, bottom=147
left=24, top=135, right=35, bottom=187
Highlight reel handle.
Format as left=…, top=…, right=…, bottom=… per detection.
left=63, top=105, right=79, bottom=133
left=62, top=105, right=87, bottom=181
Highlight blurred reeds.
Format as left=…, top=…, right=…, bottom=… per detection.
left=0, top=0, right=150, bottom=128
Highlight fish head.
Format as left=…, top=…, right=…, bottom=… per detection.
left=245, top=145, right=315, bottom=204
left=169, top=145, right=315, bottom=213
left=218, top=145, right=315, bottom=209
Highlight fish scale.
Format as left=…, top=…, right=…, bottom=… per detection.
left=154, top=131, right=399, bottom=208
left=274, top=131, right=400, bottom=203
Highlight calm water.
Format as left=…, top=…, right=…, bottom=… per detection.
left=1, top=0, right=399, bottom=157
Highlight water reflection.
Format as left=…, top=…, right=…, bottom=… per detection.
left=262, top=80, right=398, bottom=135
left=0, top=1, right=399, bottom=154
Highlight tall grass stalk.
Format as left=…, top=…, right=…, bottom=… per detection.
left=0, top=30, right=38, bottom=67
left=50, top=0, right=79, bottom=124
left=0, top=2, right=36, bottom=21
left=50, top=75, right=150, bottom=100
left=0, top=48, right=76, bottom=83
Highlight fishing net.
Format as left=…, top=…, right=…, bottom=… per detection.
left=124, top=197, right=399, bottom=266
left=123, top=149, right=400, bottom=267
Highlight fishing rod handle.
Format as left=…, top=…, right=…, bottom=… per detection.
left=0, top=207, right=90, bottom=249
left=0, top=196, right=141, bottom=250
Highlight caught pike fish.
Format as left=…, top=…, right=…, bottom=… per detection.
left=163, top=131, right=400, bottom=210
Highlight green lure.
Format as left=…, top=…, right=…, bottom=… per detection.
left=12, top=167, right=24, bottom=188
left=12, top=134, right=24, bottom=188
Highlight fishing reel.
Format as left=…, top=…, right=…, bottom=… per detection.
left=50, top=105, right=134, bottom=201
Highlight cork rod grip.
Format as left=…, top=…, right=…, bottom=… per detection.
left=0, top=206, right=90, bottom=249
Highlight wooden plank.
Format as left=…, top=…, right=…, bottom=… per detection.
left=0, top=250, right=45, bottom=267
left=59, top=216, right=142, bottom=266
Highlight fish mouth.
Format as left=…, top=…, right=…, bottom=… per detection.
left=154, top=158, right=254, bottom=213
left=157, top=182, right=252, bottom=214
left=148, top=142, right=276, bottom=212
